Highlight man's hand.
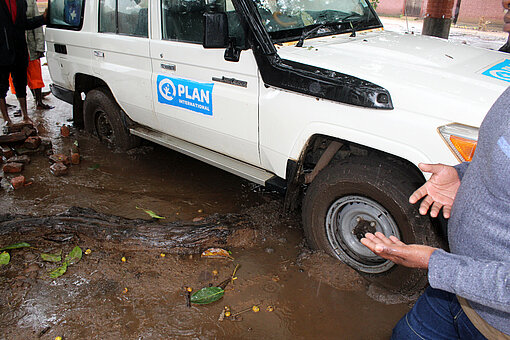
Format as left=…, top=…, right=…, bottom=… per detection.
left=409, top=163, right=460, bottom=218
left=360, top=232, right=437, bottom=269
left=43, top=8, right=48, bottom=23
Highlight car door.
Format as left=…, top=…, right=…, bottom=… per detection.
left=150, top=0, right=260, bottom=166
left=91, top=0, right=156, bottom=127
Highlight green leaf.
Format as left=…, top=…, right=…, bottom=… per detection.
left=49, top=263, right=68, bottom=278
left=74, top=140, right=79, bottom=147
left=190, top=286, right=225, bottom=305
left=136, top=207, right=166, bottom=219
left=64, top=246, right=82, bottom=265
left=41, top=251, right=62, bottom=263
left=0, top=252, right=10, bottom=265
left=88, top=164, right=100, bottom=170
left=0, top=242, right=31, bottom=251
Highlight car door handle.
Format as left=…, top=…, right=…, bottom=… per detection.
left=161, top=63, right=176, bottom=71
left=212, top=76, right=247, bottom=88
left=93, top=50, right=104, bottom=58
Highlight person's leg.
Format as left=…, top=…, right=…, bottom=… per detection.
left=0, top=66, right=13, bottom=126
left=11, top=60, right=31, bottom=124
left=391, top=287, right=486, bottom=340
left=27, top=59, right=51, bottom=110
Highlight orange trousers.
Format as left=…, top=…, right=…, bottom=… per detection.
left=9, top=59, right=45, bottom=95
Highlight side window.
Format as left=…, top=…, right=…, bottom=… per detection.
left=99, top=0, right=148, bottom=37
left=48, top=0, right=85, bottom=29
left=162, top=0, right=208, bottom=44
left=161, top=0, right=245, bottom=47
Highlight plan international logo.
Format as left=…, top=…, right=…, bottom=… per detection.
left=482, top=60, right=510, bottom=83
left=157, top=75, right=214, bottom=116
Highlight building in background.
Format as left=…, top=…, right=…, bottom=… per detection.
left=376, top=0, right=504, bottom=29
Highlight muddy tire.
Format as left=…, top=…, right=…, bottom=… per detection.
left=83, top=88, right=140, bottom=151
left=302, top=156, right=440, bottom=294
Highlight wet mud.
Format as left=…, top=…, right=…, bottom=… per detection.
left=0, top=65, right=411, bottom=339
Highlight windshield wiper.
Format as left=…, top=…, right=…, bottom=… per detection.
left=296, top=24, right=327, bottom=47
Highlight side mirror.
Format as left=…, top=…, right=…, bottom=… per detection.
left=203, top=12, right=229, bottom=49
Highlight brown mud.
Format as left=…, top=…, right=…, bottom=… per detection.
left=0, top=66, right=411, bottom=340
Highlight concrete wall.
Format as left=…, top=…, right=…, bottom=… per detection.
left=375, top=0, right=504, bottom=25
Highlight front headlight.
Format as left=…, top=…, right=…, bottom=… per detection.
left=438, top=123, right=479, bottom=162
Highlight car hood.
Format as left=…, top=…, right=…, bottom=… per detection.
left=275, top=30, right=509, bottom=126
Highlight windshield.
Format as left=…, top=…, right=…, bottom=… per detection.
left=253, top=0, right=381, bottom=42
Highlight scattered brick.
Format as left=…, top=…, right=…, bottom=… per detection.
left=6, top=122, right=33, bottom=134
left=60, top=125, right=70, bottom=137
left=7, top=155, right=30, bottom=164
left=0, top=132, right=26, bottom=144
left=71, top=152, right=80, bottom=165
left=21, top=126, right=37, bottom=137
left=3, top=162, right=24, bottom=173
left=24, top=136, right=41, bottom=150
left=50, top=162, right=68, bottom=176
left=10, top=176, right=25, bottom=189
left=49, top=154, right=70, bottom=165
left=0, top=145, right=14, bottom=158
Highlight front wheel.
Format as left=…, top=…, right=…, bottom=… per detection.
left=302, top=156, right=440, bottom=294
left=83, top=88, right=140, bottom=151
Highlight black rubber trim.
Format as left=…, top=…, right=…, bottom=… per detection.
left=265, top=175, right=287, bottom=194
left=50, top=84, right=74, bottom=105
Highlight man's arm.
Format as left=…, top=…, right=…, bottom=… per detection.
left=429, top=249, right=510, bottom=312
left=361, top=232, right=510, bottom=313
left=25, top=8, right=47, bottom=30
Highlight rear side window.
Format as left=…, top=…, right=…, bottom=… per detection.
left=99, top=0, right=149, bottom=37
left=48, top=0, right=85, bottom=29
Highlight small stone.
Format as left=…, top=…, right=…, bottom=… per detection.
left=265, top=248, right=275, bottom=254
left=24, top=136, right=41, bottom=150
left=49, top=162, right=68, bottom=176
left=49, top=154, right=70, bottom=165
left=10, top=175, right=25, bottom=189
left=3, top=162, right=23, bottom=173
left=40, top=137, right=53, bottom=150
left=23, top=263, right=40, bottom=274
left=70, top=152, right=80, bottom=165
left=192, top=217, right=204, bottom=222
left=7, top=155, right=30, bottom=164
left=24, top=253, right=36, bottom=261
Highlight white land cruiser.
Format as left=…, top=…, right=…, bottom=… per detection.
left=46, top=0, right=508, bottom=293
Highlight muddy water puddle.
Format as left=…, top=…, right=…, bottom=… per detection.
left=0, top=205, right=409, bottom=340
left=1, top=85, right=410, bottom=339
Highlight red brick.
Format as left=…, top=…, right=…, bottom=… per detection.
left=3, top=162, right=24, bottom=173
left=7, top=155, right=30, bottom=164
left=24, top=136, right=41, bottom=150
left=50, top=162, right=68, bottom=176
left=0, top=145, right=14, bottom=158
left=49, top=154, right=70, bottom=166
left=71, top=153, right=80, bottom=165
left=10, top=176, right=25, bottom=189
left=60, top=125, right=70, bottom=137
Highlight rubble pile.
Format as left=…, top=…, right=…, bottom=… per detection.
left=0, top=122, right=81, bottom=188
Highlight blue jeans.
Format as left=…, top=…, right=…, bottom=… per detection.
left=391, top=287, right=487, bottom=339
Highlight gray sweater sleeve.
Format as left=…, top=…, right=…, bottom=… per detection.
left=453, top=162, right=470, bottom=180
left=428, top=249, right=510, bottom=312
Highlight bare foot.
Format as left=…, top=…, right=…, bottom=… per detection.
left=36, top=102, right=54, bottom=110
left=22, top=117, right=33, bottom=125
